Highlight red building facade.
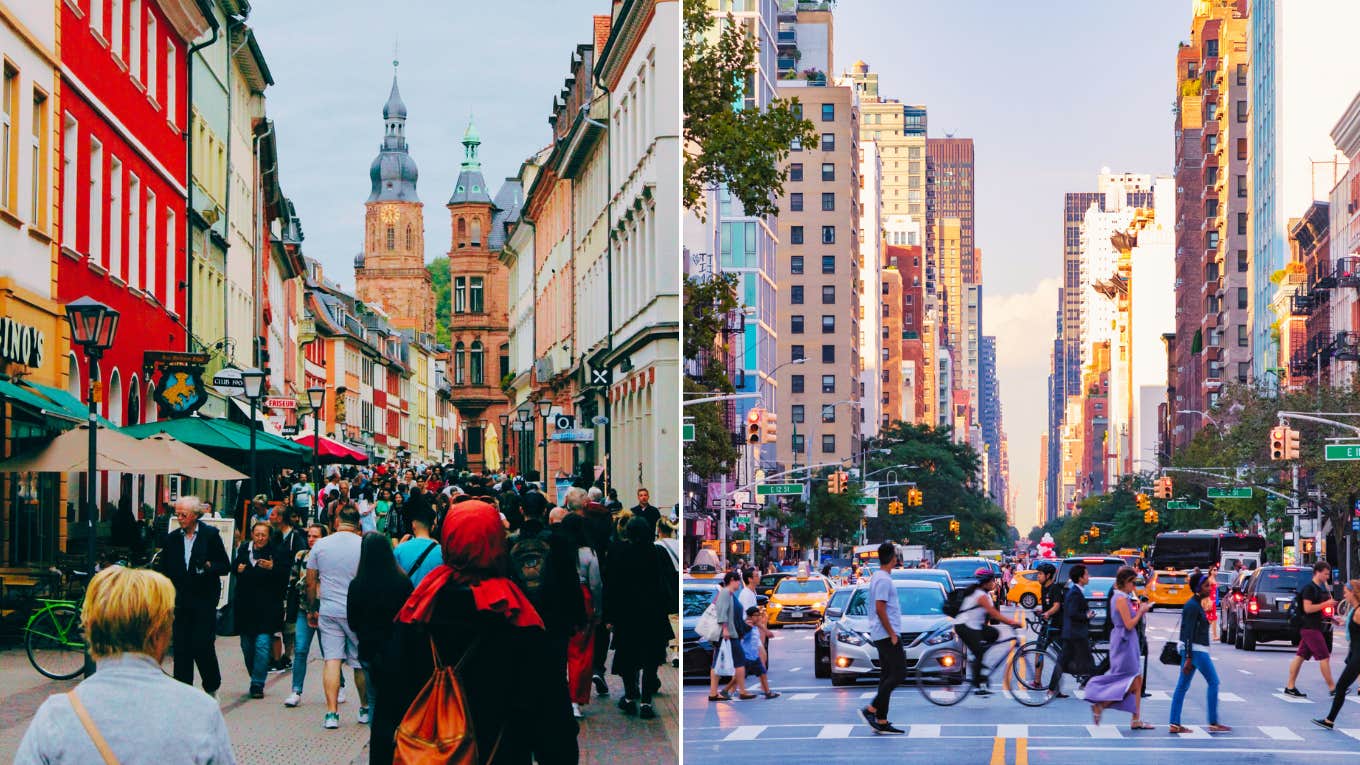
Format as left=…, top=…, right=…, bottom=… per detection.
left=57, top=0, right=210, bottom=427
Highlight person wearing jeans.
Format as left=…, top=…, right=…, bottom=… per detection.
left=231, top=522, right=288, bottom=698
left=1169, top=572, right=1230, bottom=733
left=861, top=543, right=906, bottom=734
left=286, top=524, right=327, bottom=707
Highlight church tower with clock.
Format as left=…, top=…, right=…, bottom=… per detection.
left=354, top=65, right=435, bottom=336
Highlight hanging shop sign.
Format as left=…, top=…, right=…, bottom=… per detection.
left=0, top=316, right=45, bottom=369
left=146, top=351, right=210, bottom=418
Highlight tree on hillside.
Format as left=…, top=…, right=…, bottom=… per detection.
left=427, top=257, right=452, bottom=346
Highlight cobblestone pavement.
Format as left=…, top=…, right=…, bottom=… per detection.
left=0, top=635, right=678, bottom=764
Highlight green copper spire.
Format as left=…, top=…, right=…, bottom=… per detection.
left=461, top=116, right=481, bottom=171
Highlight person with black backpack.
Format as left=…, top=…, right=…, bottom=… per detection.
left=512, top=495, right=587, bottom=713
left=1285, top=560, right=1340, bottom=698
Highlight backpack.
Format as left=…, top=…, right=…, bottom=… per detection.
left=510, top=531, right=553, bottom=603
left=393, top=636, right=502, bottom=765
left=1287, top=589, right=1306, bottom=630
left=943, top=587, right=973, bottom=618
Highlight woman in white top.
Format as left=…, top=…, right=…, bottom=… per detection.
left=953, top=568, right=1021, bottom=695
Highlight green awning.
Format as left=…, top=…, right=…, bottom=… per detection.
left=0, top=378, right=86, bottom=425
left=11, top=378, right=117, bottom=427
left=121, top=416, right=311, bottom=457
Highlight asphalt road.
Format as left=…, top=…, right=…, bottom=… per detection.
left=683, top=606, right=1360, bottom=764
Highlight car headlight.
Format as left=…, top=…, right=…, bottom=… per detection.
left=836, top=630, right=865, bottom=646
left=767, top=602, right=782, bottom=610
left=812, top=601, right=827, bottom=610
left=925, top=628, right=955, bottom=646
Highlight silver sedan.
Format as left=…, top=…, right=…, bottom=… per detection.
left=825, top=579, right=961, bottom=686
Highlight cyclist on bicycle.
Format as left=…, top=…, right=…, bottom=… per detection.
left=954, top=568, right=1022, bottom=696
left=1033, top=561, right=1071, bottom=697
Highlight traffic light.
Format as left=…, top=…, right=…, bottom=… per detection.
left=761, top=409, right=778, bottom=443
left=1284, top=427, right=1300, bottom=460
left=1301, top=538, right=1316, bottom=555
left=948, top=519, right=960, bottom=535
left=828, top=470, right=846, bottom=494
left=729, top=540, right=751, bottom=556
left=1150, top=509, right=1160, bottom=523
left=1136, top=493, right=1150, bottom=511
left=1270, top=425, right=1287, bottom=461
left=1090, top=525, right=1100, bottom=538
left=888, top=500, right=904, bottom=515
left=1143, top=509, right=1153, bottom=524
left=1153, top=476, right=1172, bottom=499
left=1080, top=534, right=1089, bottom=545
left=746, top=408, right=763, bottom=445
left=906, top=487, right=923, bottom=507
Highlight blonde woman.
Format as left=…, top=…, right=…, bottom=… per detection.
left=1314, top=578, right=1360, bottom=730
left=16, top=566, right=235, bottom=763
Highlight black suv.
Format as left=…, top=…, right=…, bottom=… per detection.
left=1230, top=565, right=1334, bottom=652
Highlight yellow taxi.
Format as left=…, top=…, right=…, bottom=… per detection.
left=1006, top=569, right=1043, bottom=609
left=766, top=574, right=833, bottom=627
left=1146, top=569, right=1194, bottom=609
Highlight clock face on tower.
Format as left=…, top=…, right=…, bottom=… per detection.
left=380, top=207, right=399, bottom=225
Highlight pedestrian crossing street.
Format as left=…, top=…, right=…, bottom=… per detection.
left=772, top=689, right=1256, bottom=703
left=705, top=722, right=1360, bottom=743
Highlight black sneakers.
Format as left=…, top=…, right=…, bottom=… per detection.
left=1312, top=718, right=1335, bottom=730
left=1283, top=687, right=1307, bottom=698
left=593, top=674, right=609, bottom=696
left=875, top=723, right=905, bottom=735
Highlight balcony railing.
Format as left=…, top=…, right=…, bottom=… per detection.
left=1289, top=289, right=1314, bottom=316
left=1335, top=331, right=1360, bottom=362
left=1337, top=255, right=1360, bottom=287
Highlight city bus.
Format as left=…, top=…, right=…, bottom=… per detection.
left=1152, top=530, right=1265, bottom=573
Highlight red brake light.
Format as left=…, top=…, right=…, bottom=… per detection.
left=1082, top=558, right=1105, bottom=563
left=1248, top=600, right=1259, bottom=614
left=1324, top=605, right=1335, bottom=618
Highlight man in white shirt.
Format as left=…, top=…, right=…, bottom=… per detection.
left=305, top=504, right=368, bottom=729
left=860, top=543, right=905, bottom=734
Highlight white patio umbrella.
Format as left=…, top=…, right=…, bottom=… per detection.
left=141, top=432, right=248, bottom=480
left=0, top=424, right=167, bottom=474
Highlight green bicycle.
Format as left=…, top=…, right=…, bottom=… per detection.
left=25, top=595, right=86, bottom=680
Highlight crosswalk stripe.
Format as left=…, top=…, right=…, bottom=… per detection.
left=860, top=691, right=878, bottom=699
left=724, top=726, right=766, bottom=741
left=909, top=724, right=941, bottom=738
left=1220, top=692, right=1245, bottom=702
left=997, top=724, right=1028, bottom=738
left=1173, top=725, right=1213, bottom=739
left=1142, top=690, right=1171, bottom=701
left=1273, top=692, right=1315, bottom=704
left=1341, top=728, right=1360, bottom=742
left=790, top=693, right=817, bottom=700
left=1260, top=726, right=1303, bottom=740
left=1086, top=724, right=1122, bottom=738
left=817, top=724, right=855, bottom=738
left=787, top=667, right=802, bottom=672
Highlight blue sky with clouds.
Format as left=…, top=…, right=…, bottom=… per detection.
left=247, top=0, right=604, bottom=282
left=835, top=1, right=1190, bottom=530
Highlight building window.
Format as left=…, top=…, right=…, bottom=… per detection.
left=822, top=315, right=835, bottom=332
left=405, top=224, right=413, bottom=249
left=791, top=285, right=804, bottom=304
left=820, top=133, right=835, bottom=151
left=166, top=42, right=177, bottom=125
left=821, top=256, right=835, bottom=275
left=791, top=345, right=805, bottom=361
left=792, top=433, right=805, bottom=453
left=453, top=343, right=465, bottom=385
left=1236, top=63, right=1247, bottom=85
left=791, top=374, right=804, bottom=393
left=789, top=163, right=802, bottom=182
left=469, top=276, right=484, bottom=313
left=790, top=225, right=803, bottom=245
left=146, top=13, right=157, bottom=100
left=792, top=404, right=804, bottom=424
left=2, top=63, right=15, bottom=212
left=1237, top=212, right=1247, bottom=235
left=30, top=89, right=47, bottom=228
left=1237, top=250, right=1247, bottom=272
left=1237, top=287, right=1247, bottom=309
left=145, top=191, right=156, bottom=300
left=1236, top=174, right=1247, bottom=197
left=821, top=192, right=835, bottom=211
left=790, top=255, right=803, bottom=274
left=821, top=225, right=835, bottom=244
left=1205, top=199, right=1218, bottom=218
left=61, top=113, right=76, bottom=236
left=112, top=0, right=124, bottom=58
left=470, top=341, right=484, bottom=385
left=1237, top=362, right=1250, bottom=383
left=821, top=103, right=835, bottom=121
left=164, top=208, right=174, bottom=307
left=790, top=136, right=801, bottom=151
left=499, top=343, right=509, bottom=381
left=454, top=277, right=466, bottom=313
left=821, top=344, right=835, bottom=363
left=821, top=163, right=834, bottom=181
left=790, top=192, right=803, bottom=212
left=791, top=315, right=804, bottom=334
left=130, top=0, right=141, bottom=80
left=1207, top=230, right=1219, bottom=249
left=1236, top=100, right=1247, bottom=123
left=109, top=157, right=122, bottom=278
left=1236, top=138, right=1247, bottom=160
left=127, top=173, right=139, bottom=290
left=821, top=403, right=837, bottom=423
left=386, top=225, right=395, bottom=250
left=1237, top=324, right=1248, bottom=347
left=821, top=434, right=835, bottom=454
left=822, top=284, right=835, bottom=303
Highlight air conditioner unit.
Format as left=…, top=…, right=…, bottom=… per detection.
left=534, top=357, right=555, bottom=383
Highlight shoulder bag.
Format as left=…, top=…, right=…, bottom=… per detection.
left=1159, top=605, right=1186, bottom=666
left=68, top=690, right=119, bottom=765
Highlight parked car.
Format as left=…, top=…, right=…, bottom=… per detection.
left=1231, top=565, right=1334, bottom=652
left=890, top=567, right=955, bottom=593
left=1055, top=556, right=1126, bottom=586
left=825, top=579, right=958, bottom=686
left=813, top=587, right=856, bottom=679
left=682, top=581, right=719, bottom=681
left=1005, top=569, right=1042, bottom=609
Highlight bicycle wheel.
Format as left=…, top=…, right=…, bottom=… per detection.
left=27, top=604, right=86, bottom=680
left=1009, top=645, right=1059, bottom=707
left=915, top=644, right=970, bottom=706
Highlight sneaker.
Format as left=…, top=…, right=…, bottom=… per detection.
left=337, top=687, right=348, bottom=704
left=358, top=706, right=370, bottom=725
left=639, top=703, right=656, bottom=719
left=859, top=707, right=878, bottom=728
left=618, top=697, right=637, bottom=716
left=572, top=703, right=584, bottom=719
left=323, top=712, right=340, bottom=730
left=284, top=692, right=302, bottom=708
left=592, top=674, right=609, bottom=696
left=1284, top=687, right=1307, bottom=698
left=875, top=722, right=905, bottom=735
left=1313, top=718, right=1335, bottom=730
left=973, top=686, right=993, bottom=698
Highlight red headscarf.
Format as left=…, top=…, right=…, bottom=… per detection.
left=396, top=500, right=544, bottom=629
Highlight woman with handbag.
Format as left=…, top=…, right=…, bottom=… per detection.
left=1169, top=572, right=1231, bottom=734
left=1084, top=567, right=1153, bottom=730
left=707, top=570, right=750, bottom=701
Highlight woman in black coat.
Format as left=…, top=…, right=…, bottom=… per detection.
left=232, top=521, right=288, bottom=698
left=603, top=516, right=677, bottom=719
left=347, top=532, right=414, bottom=765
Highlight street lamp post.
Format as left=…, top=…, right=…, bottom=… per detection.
left=537, top=399, right=553, bottom=485
left=65, top=296, right=120, bottom=678
left=516, top=406, right=532, bottom=476
left=498, top=413, right=510, bottom=473
left=240, top=368, right=267, bottom=507
left=306, top=386, right=325, bottom=512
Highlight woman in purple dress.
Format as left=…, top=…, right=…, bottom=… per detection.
left=1085, top=566, right=1154, bottom=730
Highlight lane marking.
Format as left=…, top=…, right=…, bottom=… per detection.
left=1341, top=729, right=1360, bottom=742
left=1170, top=725, right=1211, bottom=739
left=997, top=724, right=1028, bottom=739
left=1238, top=669, right=1253, bottom=675
left=909, top=724, right=940, bottom=738
left=989, top=736, right=1006, bottom=765
left=1273, top=692, right=1315, bottom=704
left=1016, top=737, right=1028, bottom=765
left=1220, top=692, right=1245, bottom=702
left=860, top=691, right=878, bottom=699
left=1260, top=726, right=1303, bottom=741
left=817, top=724, right=855, bottom=738
left=1031, top=746, right=1360, bottom=756
left=723, top=725, right=766, bottom=741
left=1085, top=724, right=1122, bottom=738
left=789, top=693, right=817, bottom=701
left=786, top=667, right=803, bottom=672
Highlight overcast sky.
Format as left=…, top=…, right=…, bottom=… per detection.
left=835, top=1, right=1190, bottom=532
left=248, top=0, right=602, bottom=282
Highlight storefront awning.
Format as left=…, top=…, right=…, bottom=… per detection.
left=0, top=377, right=117, bottom=427
left=0, top=378, right=81, bottom=424
left=121, top=416, right=311, bottom=460
left=291, top=434, right=369, bottom=464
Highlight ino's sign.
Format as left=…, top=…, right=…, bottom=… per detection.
left=0, top=317, right=44, bottom=368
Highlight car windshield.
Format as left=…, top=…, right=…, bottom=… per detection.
left=1157, top=574, right=1188, bottom=585
left=846, top=586, right=944, bottom=617
left=683, top=588, right=714, bottom=617
left=1084, top=578, right=1115, bottom=598
left=893, top=570, right=947, bottom=584
left=1063, top=561, right=1124, bottom=580
left=775, top=579, right=828, bottom=595
left=938, top=560, right=982, bottom=579
left=1257, top=568, right=1313, bottom=592
left=828, top=588, right=854, bottom=612
left=1214, top=572, right=1235, bottom=584
left=758, top=575, right=786, bottom=588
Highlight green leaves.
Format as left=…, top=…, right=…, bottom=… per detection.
left=427, top=256, right=452, bottom=346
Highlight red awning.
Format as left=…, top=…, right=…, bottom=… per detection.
left=292, top=434, right=369, bottom=464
